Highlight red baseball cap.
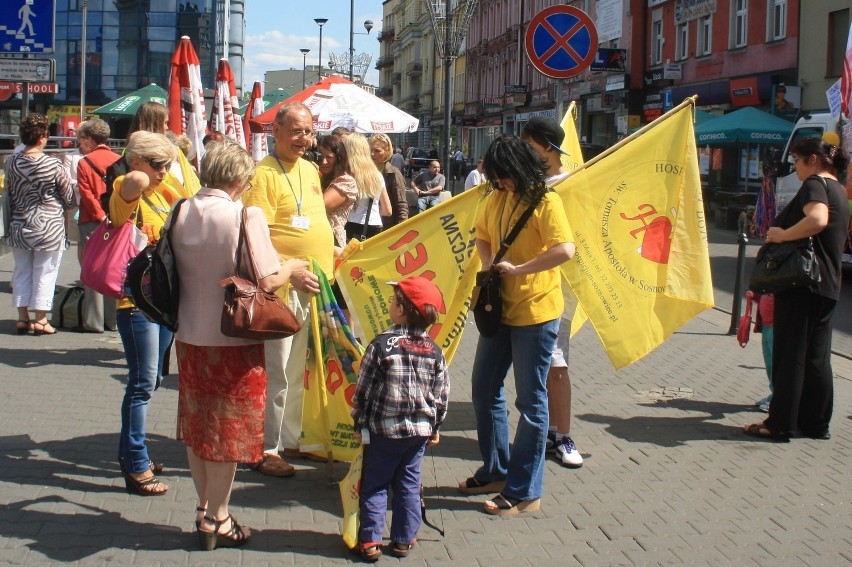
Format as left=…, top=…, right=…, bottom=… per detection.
left=387, top=276, right=445, bottom=317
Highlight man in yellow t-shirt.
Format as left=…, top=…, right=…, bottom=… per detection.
left=242, top=103, right=334, bottom=477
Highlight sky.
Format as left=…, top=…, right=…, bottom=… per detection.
left=242, top=0, right=384, bottom=93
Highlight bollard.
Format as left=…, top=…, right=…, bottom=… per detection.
left=728, top=232, right=749, bottom=334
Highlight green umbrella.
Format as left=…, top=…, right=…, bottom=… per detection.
left=92, top=84, right=168, bottom=118
left=236, top=88, right=291, bottom=116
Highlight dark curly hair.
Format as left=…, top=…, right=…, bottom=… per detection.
left=791, top=136, right=849, bottom=177
left=317, top=134, right=349, bottom=188
left=482, top=135, right=549, bottom=205
left=19, top=113, right=50, bottom=146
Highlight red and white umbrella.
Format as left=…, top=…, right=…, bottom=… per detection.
left=243, top=81, right=268, bottom=162
left=168, top=36, right=207, bottom=164
left=249, top=75, right=419, bottom=135
left=209, top=58, right=246, bottom=149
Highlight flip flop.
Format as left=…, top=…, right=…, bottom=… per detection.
left=457, top=476, right=506, bottom=495
left=483, top=493, right=541, bottom=516
left=743, top=422, right=790, bottom=443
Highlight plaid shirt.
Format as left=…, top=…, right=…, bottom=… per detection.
left=352, top=325, right=449, bottom=439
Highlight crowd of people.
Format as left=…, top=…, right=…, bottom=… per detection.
left=2, top=105, right=847, bottom=557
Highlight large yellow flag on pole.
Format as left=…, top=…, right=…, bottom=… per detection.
left=554, top=98, right=714, bottom=368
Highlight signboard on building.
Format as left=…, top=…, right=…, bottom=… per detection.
left=595, top=0, right=623, bottom=43
left=592, top=49, right=627, bottom=72
left=0, top=57, right=54, bottom=81
left=0, top=0, right=56, bottom=53
left=674, top=0, right=717, bottom=24
left=483, top=96, right=502, bottom=114
left=0, top=80, right=58, bottom=101
left=605, top=74, right=627, bottom=91
left=663, top=62, right=682, bottom=80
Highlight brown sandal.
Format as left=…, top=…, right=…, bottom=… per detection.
left=390, top=539, right=416, bottom=558
left=123, top=472, right=168, bottom=496
left=743, top=422, right=790, bottom=442
left=198, top=514, right=250, bottom=551
left=249, top=453, right=295, bottom=477
left=483, top=493, right=541, bottom=516
left=457, top=476, right=506, bottom=495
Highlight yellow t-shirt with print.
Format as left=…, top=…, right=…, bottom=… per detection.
left=110, top=174, right=183, bottom=310
left=242, top=154, right=334, bottom=280
left=475, top=190, right=572, bottom=326
left=166, top=150, right=201, bottom=198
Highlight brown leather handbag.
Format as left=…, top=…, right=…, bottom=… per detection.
left=219, top=208, right=301, bottom=340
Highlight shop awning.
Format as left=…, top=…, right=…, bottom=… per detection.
left=694, top=106, right=794, bottom=145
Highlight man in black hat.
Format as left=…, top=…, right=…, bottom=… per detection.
left=520, top=116, right=584, bottom=469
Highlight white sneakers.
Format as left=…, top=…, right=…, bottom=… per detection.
left=547, top=431, right=584, bottom=468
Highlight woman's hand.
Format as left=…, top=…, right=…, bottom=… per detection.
left=764, top=226, right=786, bottom=243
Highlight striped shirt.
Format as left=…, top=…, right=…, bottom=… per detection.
left=352, top=325, right=450, bottom=439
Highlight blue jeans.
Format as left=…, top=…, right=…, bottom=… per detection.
left=470, top=320, right=558, bottom=501
left=359, top=434, right=428, bottom=545
left=117, top=308, right=173, bottom=474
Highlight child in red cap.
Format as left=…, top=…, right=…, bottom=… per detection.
left=351, top=276, right=450, bottom=561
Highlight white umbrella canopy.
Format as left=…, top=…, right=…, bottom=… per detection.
left=250, top=75, right=419, bottom=134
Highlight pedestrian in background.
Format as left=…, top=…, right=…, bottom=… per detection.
left=344, top=134, right=391, bottom=242
left=4, top=113, right=75, bottom=336
left=75, top=118, right=120, bottom=333
left=318, top=133, right=357, bottom=249
left=369, top=133, right=408, bottom=228
left=464, top=158, right=486, bottom=191
left=352, top=276, right=449, bottom=561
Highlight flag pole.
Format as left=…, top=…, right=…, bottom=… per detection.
left=563, top=96, right=698, bottom=178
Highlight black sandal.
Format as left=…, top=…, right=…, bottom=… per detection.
left=198, top=514, right=250, bottom=551
left=15, top=320, right=30, bottom=335
left=743, top=422, right=790, bottom=443
left=123, top=472, right=168, bottom=496
left=457, top=476, right=506, bottom=495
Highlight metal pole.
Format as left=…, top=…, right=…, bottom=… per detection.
left=442, top=0, right=451, bottom=193
left=300, top=48, right=310, bottom=89
left=555, top=81, right=563, bottom=124
left=21, top=53, right=30, bottom=118
left=314, top=19, right=328, bottom=82
left=80, top=0, right=88, bottom=122
left=349, top=0, right=354, bottom=81
left=728, top=231, right=749, bottom=334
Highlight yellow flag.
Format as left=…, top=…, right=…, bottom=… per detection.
left=560, top=101, right=585, bottom=173
left=554, top=101, right=714, bottom=368
left=335, top=189, right=487, bottom=362
left=339, top=445, right=364, bottom=550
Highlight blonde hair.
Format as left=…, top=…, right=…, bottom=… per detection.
left=344, top=133, right=383, bottom=199
left=369, top=133, right=393, bottom=165
left=125, top=131, right=178, bottom=165
left=200, top=140, right=255, bottom=188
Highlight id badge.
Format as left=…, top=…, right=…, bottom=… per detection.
left=291, top=215, right=311, bottom=230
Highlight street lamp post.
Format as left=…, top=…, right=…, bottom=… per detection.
left=314, top=18, right=328, bottom=82
left=347, top=0, right=374, bottom=81
left=80, top=0, right=88, bottom=121
left=300, top=48, right=310, bottom=89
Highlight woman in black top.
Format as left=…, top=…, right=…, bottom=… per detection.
left=744, top=137, right=850, bottom=441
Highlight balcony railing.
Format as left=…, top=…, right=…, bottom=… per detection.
left=378, top=27, right=395, bottom=42
left=376, top=86, right=393, bottom=98
left=375, top=56, right=394, bottom=69
left=392, top=72, right=402, bottom=85
left=406, top=61, right=423, bottom=77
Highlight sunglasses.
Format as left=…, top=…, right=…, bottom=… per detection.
left=144, top=157, right=172, bottom=171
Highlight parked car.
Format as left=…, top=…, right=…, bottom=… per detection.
left=404, top=147, right=433, bottom=178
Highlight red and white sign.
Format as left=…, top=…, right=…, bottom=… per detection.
left=0, top=81, right=59, bottom=101
left=525, top=6, right=598, bottom=79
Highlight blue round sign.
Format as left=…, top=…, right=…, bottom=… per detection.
left=525, top=6, right=598, bottom=79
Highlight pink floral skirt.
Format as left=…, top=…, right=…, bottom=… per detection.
left=176, top=341, right=266, bottom=463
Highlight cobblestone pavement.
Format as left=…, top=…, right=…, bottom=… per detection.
left=0, top=239, right=850, bottom=566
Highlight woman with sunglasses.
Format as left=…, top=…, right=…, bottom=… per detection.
left=110, top=131, right=183, bottom=495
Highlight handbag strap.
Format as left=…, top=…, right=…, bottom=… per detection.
left=360, top=197, right=375, bottom=240
left=492, top=189, right=548, bottom=265
left=235, top=207, right=261, bottom=282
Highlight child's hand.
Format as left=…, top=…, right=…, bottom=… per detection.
left=355, top=431, right=362, bottom=444
left=427, top=432, right=440, bottom=447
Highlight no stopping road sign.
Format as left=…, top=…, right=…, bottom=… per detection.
left=525, top=5, right=598, bottom=79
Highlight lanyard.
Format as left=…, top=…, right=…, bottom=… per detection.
left=274, top=155, right=303, bottom=215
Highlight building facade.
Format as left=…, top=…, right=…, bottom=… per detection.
left=1, top=0, right=245, bottom=133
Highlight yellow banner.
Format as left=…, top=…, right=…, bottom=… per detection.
left=335, top=189, right=487, bottom=361
left=554, top=102, right=714, bottom=368
left=339, top=446, right=364, bottom=550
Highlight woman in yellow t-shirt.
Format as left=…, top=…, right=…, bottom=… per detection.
left=460, top=135, right=575, bottom=516
left=111, top=131, right=181, bottom=497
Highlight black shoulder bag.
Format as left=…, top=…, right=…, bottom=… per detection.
left=748, top=176, right=827, bottom=294
left=471, top=190, right=546, bottom=337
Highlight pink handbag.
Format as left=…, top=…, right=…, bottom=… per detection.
left=81, top=218, right=148, bottom=299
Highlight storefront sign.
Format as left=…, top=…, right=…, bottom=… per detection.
left=644, top=70, right=670, bottom=87
left=483, top=97, right=502, bottom=114
left=591, top=48, right=627, bottom=72
left=729, top=76, right=761, bottom=107
left=0, top=81, right=59, bottom=100
left=504, top=84, right=528, bottom=94
left=674, top=0, right=717, bottom=24
left=663, top=63, right=682, bottom=80
left=504, top=92, right=527, bottom=108
left=516, top=109, right=557, bottom=121
left=605, top=74, right=627, bottom=91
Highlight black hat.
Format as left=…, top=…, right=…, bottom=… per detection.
left=522, top=116, right=567, bottom=155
